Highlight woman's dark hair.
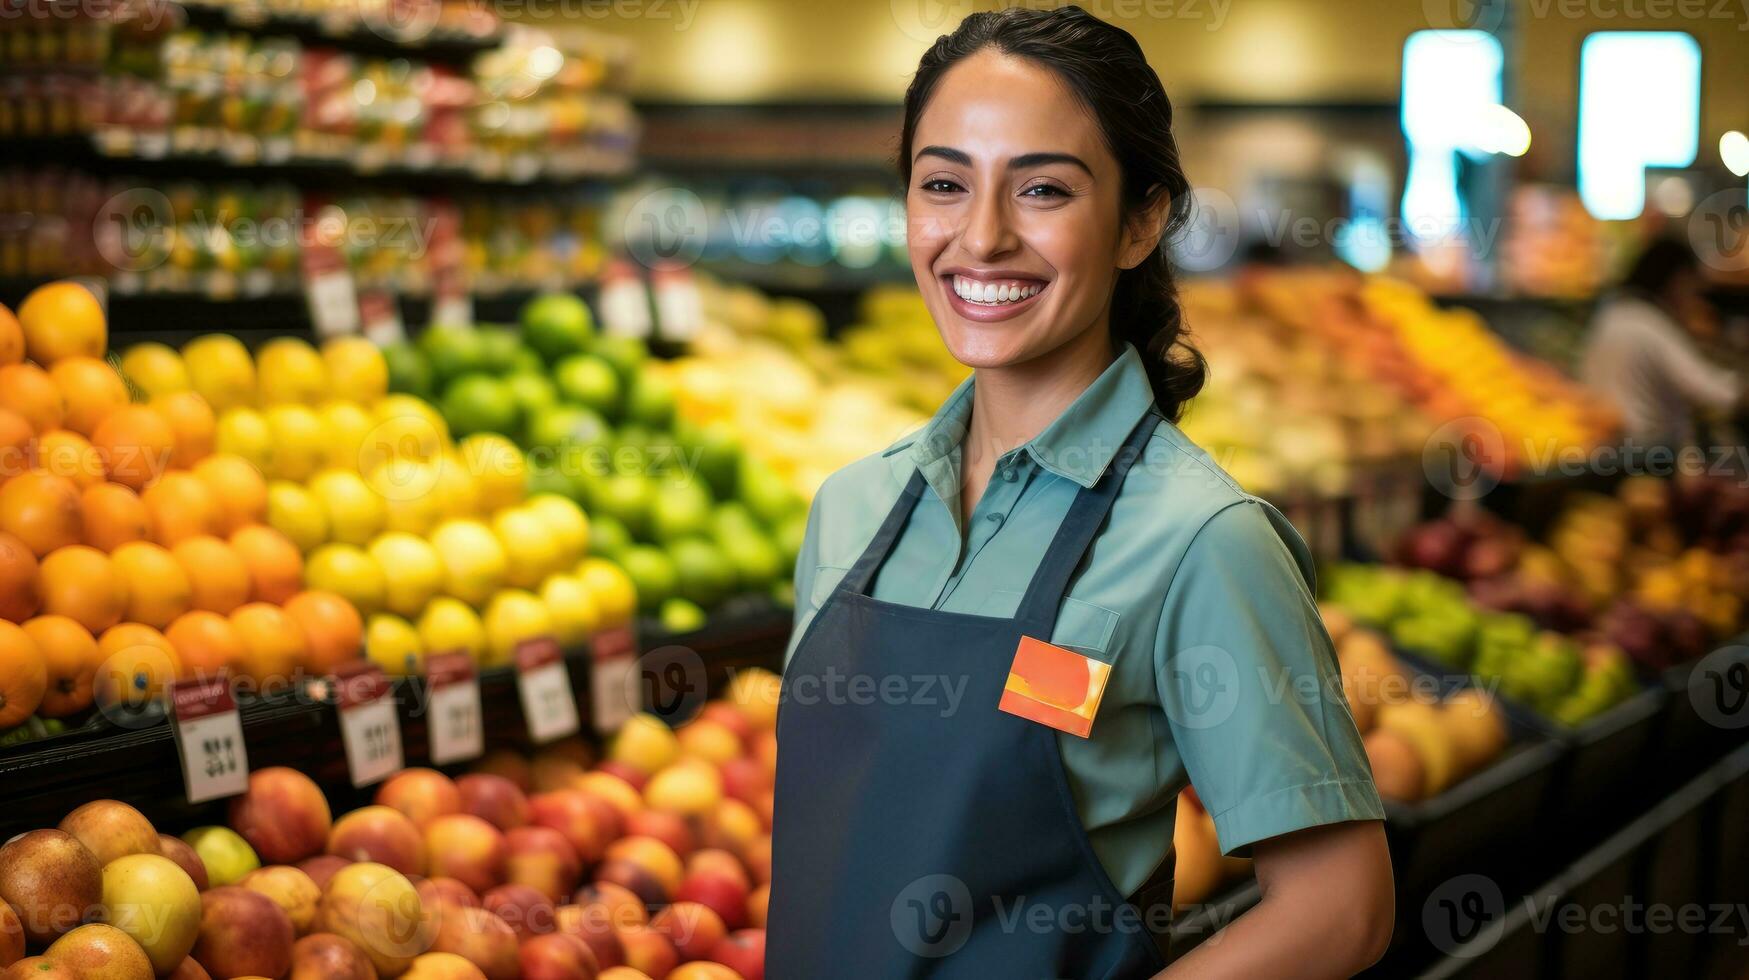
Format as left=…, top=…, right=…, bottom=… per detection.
left=897, top=5, right=1206, bottom=421
left=1622, top=236, right=1700, bottom=303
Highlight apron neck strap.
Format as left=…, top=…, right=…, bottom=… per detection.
left=836, top=408, right=1161, bottom=614
left=1012, top=409, right=1160, bottom=635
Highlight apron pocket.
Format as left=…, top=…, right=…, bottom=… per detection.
left=985, top=590, right=1120, bottom=662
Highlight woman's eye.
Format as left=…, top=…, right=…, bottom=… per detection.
left=920, top=179, right=963, bottom=194
left=1021, top=184, right=1066, bottom=198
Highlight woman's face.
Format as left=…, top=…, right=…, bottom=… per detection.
left=906, top=50, right=1159, bottom=371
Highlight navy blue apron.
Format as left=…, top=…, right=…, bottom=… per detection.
left=769, top=409, right=1174, bottom=979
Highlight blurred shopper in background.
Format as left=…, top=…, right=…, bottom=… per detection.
left=1580, top=237, right=1740, bottom=450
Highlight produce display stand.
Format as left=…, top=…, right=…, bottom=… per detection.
left=0, top=601, right=792, bottom=839
left=1410, top=740, right=1749, bottom=980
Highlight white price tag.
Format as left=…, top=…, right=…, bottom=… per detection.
left=598, top=268, right=653, bottom=340
left=169, top=677, right=249, bottom=804
left=426, top=653, right=483, bottom=765
left=591, top=625, right=637, bottom=736
left=335, top=664, right=404, bottom=787
left=516, top=637, right=579, bottom=744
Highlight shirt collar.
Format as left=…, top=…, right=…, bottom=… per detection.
left=886, top=341, right=1158, bottom=490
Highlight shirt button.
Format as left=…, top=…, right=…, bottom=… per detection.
left=986, top=513, right=1004, bottom=526
left=1001, top=466, right=1018, bottom=482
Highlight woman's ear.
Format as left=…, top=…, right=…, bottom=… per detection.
left=1117, top=182, right=1172, bottom=270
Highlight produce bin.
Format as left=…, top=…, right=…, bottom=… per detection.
left=1544, top=685, right=1669, bottom=831
left=1407, top=885, right=1554, bottom=980
left=1656, top=644, right=1749, bottom=770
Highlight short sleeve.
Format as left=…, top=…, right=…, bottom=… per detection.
left=1154, top=500, right=1383, bottom=857
left=782, top=492, right=826, bottom=672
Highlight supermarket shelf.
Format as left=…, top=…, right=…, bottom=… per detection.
left=0, top=600, right=792, bottom=837
left=6, top=135, right=633, bottom=194
left=172, top=0, right=505, bottom=66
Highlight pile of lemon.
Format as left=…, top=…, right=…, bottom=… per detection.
left=126, top=332, right=638, bottom=676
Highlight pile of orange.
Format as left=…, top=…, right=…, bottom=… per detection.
left=0, top=281, right=371, bottom=737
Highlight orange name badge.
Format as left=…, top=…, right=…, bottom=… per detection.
left=998, top=635, right=1113, bottom=738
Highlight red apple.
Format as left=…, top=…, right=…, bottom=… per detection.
left=506, top=827, right=582, bottom=903
left=375, top=768, right=463, bottom=828
left=295, top=855, right=349, bottom=891
left=616, top=924, right=678, bottom=979
left=651, top=901, right=726, bottom=961
left=553, top=904, right=625, bottom=970
left=158, top=835, right=209, bottom=891
left=518, top=932, right=600, bottom=980
left=228, top=768, right=333, bottom=864
left=529, top=792, right=613, bottom=864
left=418, top=876, right=481, bottom=911
left=289, top=932, right=376, bottom=980
left=623, top=810, right=694, bottom=860
left=715, top=759, right=769, bottom=809
left=192, top=886, right=294, bottom=980
left=423, top=815, right=508, bottom=896
left=327, top=805, right=426, bottom=876
left=428, top=905, right=519, bottom=980
left=675, top=870, right=750, bottom=930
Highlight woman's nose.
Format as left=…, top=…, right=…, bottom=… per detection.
left=960, top=188, right=1019, bottom=258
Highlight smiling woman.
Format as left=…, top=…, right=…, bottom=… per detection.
left=767, top=6, right=1393, bottom=980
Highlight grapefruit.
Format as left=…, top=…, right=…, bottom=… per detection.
left=190, top=453, right=269, bottom=533
left=525, top=494, right=589, bottom=567
left=91, top=404, right=177, bottom=490
left=229, top=602, right=307, bottom=691
left=492, top=506, right=560, bottom=590
left=49, top=356, right=129, bottom=437
left=229, top=525, right=303, bottom=604
left=367, top=532, right=443, bottom=618
left=576, top=557, right=637, bottom=629
left=153, top=391, right=216, bottom=469
left=283, top=590, right=363, bottom=672
left=164, top=609, right=246, bottom=679
left=458, top=434, right=525, bottom=513
left=40, top=429, right=105, bottom=488
left=429, top=519, right=508, bottom=606
left=214, top=406, right=273, bottom=471
left=0, top=530, right=42, bottom=621
left=79, top=482, right=148, bottom=551
left=22, top=615, right=98, bottom=717
left=304, top=543, right=386, bottom=615
left=0, top=362, right=66, bottom=432
left=18, top=281, right=106, bottom=363
left=141, top=471, right=220, bottom=545
left=308, top=469, right=385, bottom=546
left=110, top=541, right=194, bottom=629
left=482, top=589, right=554, bottom=667
left=266, top=481, right=329, bottom=552
left=415, top=597, right=486, bottom=663
left=319, top=400, right=375, bottom=471
left=40, top=542, right=127, bottom=637
left=263, top=404, right=326, bottom=481
left=0, top=470, right=83, bottom=555
left=322, top=336, right=388, bottom=404
left=256, top=337, right=327, bottom=405
left=539, top=573, right=598, bottom=647
left=365, top=613, right=424, bottom=676
left=170, top=535, right=251, bottom=614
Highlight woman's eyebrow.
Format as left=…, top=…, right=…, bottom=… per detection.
left=912, top=145, right=1092, bottom=176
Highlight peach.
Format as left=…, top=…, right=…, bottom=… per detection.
left=43, top=923, right=153, bottom=979
left=328, top=806, right=427, bottom=876
left=642, top=762, right=722, bottom=818
left=685, top=851, right=749, bottom=892
left=569, top=883, right=647, bottom=931
left=297, top=855, right=350, bottom=891
left=57, top=801, right=159, bottom=869
left=530, top=755, right=585, bottom=794
left=470, top=752, right=532, bottom=792
left=602, top=837, right=683, bottom=896
left=239, top=865, right=322, bottom=936
left=228, top=767, right=334, bottom=864
left=707, top=929, right=763, bottom=980
left=622, top=811, right=693, bottom=860
left=751, top=731, right=777, bottom=775
left=416, top=877, right=480, bottom=912
left=591, top=861, right=667, bottom=910
left=422, top=816, right=507, bottom=896
left=317, top=862, right=431, bottom=979
left=675, top=870, right=749, bottom=931
left=674, top=720, right=741, bottom=765
left=518, top=933, right=599, bottom=980
left=615, top=924, right=678, bottom=980
left=553, top=904, right=625, bottom=971
left=591, top=763, right=647, bottom=795
left=696, top=800, right=762, bottom=857
left=166, top=957, right=213, bottom=980
left=1, top=902, right=21, bottom=967
left=455, top=774, right=529, bottom=832
left=1, top=957, right=74, bottom=980
left=746, top=885, right=768, bottom=929
left=574, top=792, right=624, bottom=843
left=427, top=905, right=517, bottom=980
left=669, top=964, right=743, bottom=980
left=290, top=932, right=378, bottom=980
left=696, top=703, right=752, bottom=746
left=715, top=759, right=769, bottom=809
left=375, top=769, right=463, bottom=829
left=100, top=853, right=202, bottom=973
left=0, top=829, right=103, bottom=945
left=651, top=902, right=725, bottom=962
left=597, top=971, right=654, bottom=980
left=480, top=883, right=554, bottom=942
left=192, top=886, right=295, bottom=980
left=742, top=837, right=771, bottom=887
left=158, top=835, right=209, bottom=890
left=505, top=827, right=582, bottom=903
left=528, top=792, right=613, bottom=865
left=403, top=951, right=488, bottom=980
left=576, top=772, right=644, bottom=818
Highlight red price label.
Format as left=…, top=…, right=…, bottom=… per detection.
left=426, top=653, right=483, bottom=765
left=169, top=676, right=249, bottom=804
left=334, top=663, right=403, bottom=787
left=591, top=624, right=638, bottom=735
left=516, top=637, right=579, bottom=744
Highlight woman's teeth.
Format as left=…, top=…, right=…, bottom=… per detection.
left=952, top=276, right=1042, bottom=305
